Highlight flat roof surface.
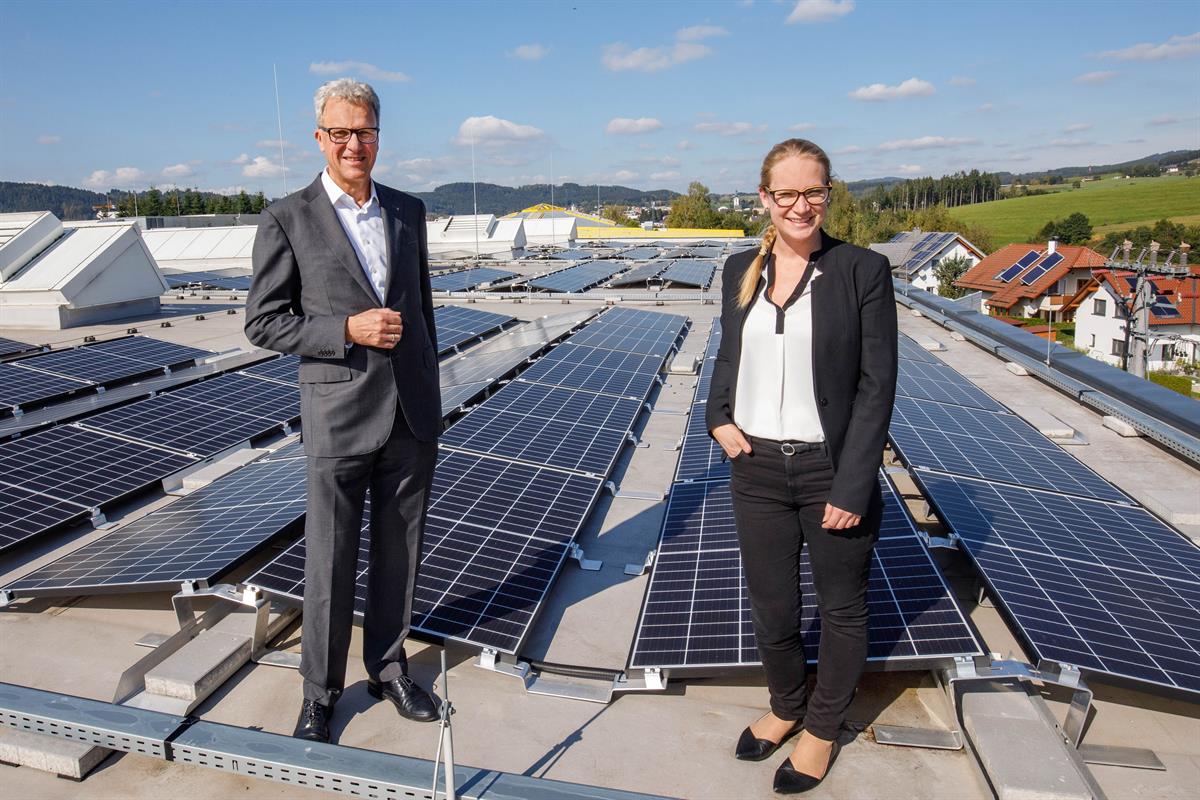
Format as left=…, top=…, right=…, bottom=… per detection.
left=1, top=272, right=1198, bottom=799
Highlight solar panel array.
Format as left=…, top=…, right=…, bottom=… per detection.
left=629, top=324, right=982, bottom=674
left=896, top=333, right=942, bottom=364
left=433, top=306, right=515, bottom=353
left=617, top=247, right=662, bottom=261
left=608, top=262, right=669, bottom=287
left=888, top=334, right=1200, bottom=696
left=901, top=232, right=957, bottom=272
left=163, top=271, right=253, bottom=291
left=894, top=359, right=1008, bottom=413
left=5, top=457, right=307, bottom=597
left=429, top=267, right=519, bottom=292
left=0, top=336, right=212, bottom=414
left=995, top=250, right=1041, bottom=282
left=251, top=308, right=688, bottom=653
left=526, top=259, right=626, bottom=293
left=1020, top=251, right=1064, bottom=285
left=0, top=337, right=41, bottom=359
left=660, top=260, right=717, bottom=289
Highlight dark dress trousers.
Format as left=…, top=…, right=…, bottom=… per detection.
left=245, top=175, right=441, bottom=706
left=706, top=232, right=898, bottom=738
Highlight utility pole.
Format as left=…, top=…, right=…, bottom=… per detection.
left=1108, top=238, right=1190, bottom=378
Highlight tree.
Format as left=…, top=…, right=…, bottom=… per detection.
left=1056, top=212, right=1092, bottom=244
left=822, top=181, right=859, bottom=243
left=251, top=192, right=268, bottom=213
left=601, top=204, right=629, bottom=225
left=142, top=187, right=164, bottom=216
left=665, top=181, right=720, bottom=229
left=934, top=254, right=974, bottom=299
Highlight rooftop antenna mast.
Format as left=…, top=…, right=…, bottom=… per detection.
left=273, top=64, right=288, bottom=196
left=470, top=133, right=480, bottom=264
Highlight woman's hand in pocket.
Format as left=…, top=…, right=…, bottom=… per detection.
left=711, top=424, right=752, bottom=460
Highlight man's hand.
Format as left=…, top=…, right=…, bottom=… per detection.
left=346, top=309, right=403, bottom=349
left=822, top=504, right=862, bottom=530
left=711, top=423, right=752, bottom=460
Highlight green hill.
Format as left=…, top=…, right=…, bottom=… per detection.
left=950, top=175, right=1200, bottom=247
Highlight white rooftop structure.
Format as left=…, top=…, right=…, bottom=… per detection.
left=142, top=225, right=257, bottom=272
left=426, top=214, right=526, bottom=259
left=0, top=211, right=167, bottom=329
left=521, top=216, right=577, bottom=247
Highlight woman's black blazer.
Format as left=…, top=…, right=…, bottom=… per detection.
left=705, top=232, right=898, bottom=516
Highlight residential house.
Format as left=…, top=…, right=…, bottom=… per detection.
left=954, top=240, right=1107, bottom=318
left=869, top=229, right=984, bottom=295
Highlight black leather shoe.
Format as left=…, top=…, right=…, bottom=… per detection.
left=773, top=738, right=842, bottom=795
left=293, top=699, right=332, bottom=743
left=367, top=675, right=438, bottom=722
left=735, top=719, right=804, bottom=761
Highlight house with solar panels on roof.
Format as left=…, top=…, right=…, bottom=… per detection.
left=1060, top=263, right=1200, bottom=369
left=953, top=239, right=1107, bottom=318
left=869, top=228, right=984, bottom=295
left=0, top=211, right=168, bottom=329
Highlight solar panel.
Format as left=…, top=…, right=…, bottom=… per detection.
left=527, top=260, right=625, bottom=292
left=566, top=325, right=683, bottom=358
left=607, top=262, right=668, bottom=287
left=440, top=382, right=642, bottom=475
left=895, top=359, right=1008, bottom=413
left=240, top=354, right=300, bottom=384
left=676, top=402, right=728, bottom=483
left=517, top=343, right=664, bottom=399
left=996, top=250, right=1041, bottom=282
left=0, top=337, right=41, bottom=358
left=628, top=475, right=983, bottom=672
left=429, top=267, right=518, bottom=292
left=1020, top=251, right=1064, bottom=285
left=598, top=306, right=690, bottom=333
left=888, top=399, right=1130, bottom=504
left=896, top=333, right=942, bottom=364
left=547, top=249, right=591, bottom=260
left=660, top=261, right=717, bottom=289
left=0, top=426, right=197, bottom=551
left=1150, top=297, right=1181, bottom=318
left=915, top=471, right=1200, bottom=694
left=0, top=363, right=94, bottom=410
left=4, top=458, right=307, bottom=597
left=250, top=451, right=606, bottom=653
left=441, top=381, right=494, bottom=414
left=0, top=483, right=90, bottom=550
left=14, top=347, right=164, bottom=384
left=617, top=247, right=662, bottom=261
left=170, top=373, right=300, bottom=423
left=434, top=306, right=515, bottom=353
left=86, top=336, right=212, bottom=367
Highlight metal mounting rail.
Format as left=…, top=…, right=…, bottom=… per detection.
left=0, top=682, right=672, bottom=800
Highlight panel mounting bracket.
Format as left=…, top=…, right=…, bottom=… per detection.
left=568, top=543, right=603, bottom=571
left=612, top=668, right=667, bottom=694
left=624, top=549, right=656, bottom=576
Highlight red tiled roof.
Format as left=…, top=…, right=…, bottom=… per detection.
left=955, top=243, right=1107, bottom=310
left=1060, top=265, right=1200, bottom=327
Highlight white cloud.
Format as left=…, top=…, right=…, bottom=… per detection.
left=1048, top=138, right=1093, bottom=147
left=510, top=43, right=549, bottom=61
left=694, top=120, right=766, bottom=136
left=211, top=185, right=247, bottom=195
left=650, top=170, right=681, bottom=181
left=232, top=153, right=251, bottom=165
left=849, top=77, right=935, bottom=101
left=606, top=117, right=664, bottom=135
left=677, top=139, right=696, bottom=150
left=877, top=135, right=977, bottom=151
left=1063, top=123, right=1093, bottom=133
left=897, top=164, right=924, bottom=174
left=84, top=166, right=146, bottom=188
left=162, top=163, right=195, bottom=179
left=832, top=145, right=862, bottom=155
left=789, top=122, right=817, bottom=132
left=1148, top=115, right=1181, bottom=126
left=243, top=156, right=287, bottom=178
left=1075, top=70, right=1117, bottom=84
left=676, top=25, right=729, bottom=41
left=602, top=41, right=712, bottom=72
left=613, top=170, right=639, bottom=182
left=309, top=60, right=410, bottom=83
left=36, top=134, right=60, bottom=145
left=786, top=0, right=854, bottom=24
left=978, top=102, right=994, bottom=112
left=1099, top=32, right=1200, bottom=61
left=633, top=155, right=681, bottom=167
left=396, top=156, right=456, bottom=174
left=256, top=139, right=292, bottom=149
left=948, top=76, right=976, bottom=86
left=453, top=115, right=545, bottom=147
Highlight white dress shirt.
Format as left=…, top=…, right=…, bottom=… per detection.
left=733, top=262, right=825, bottom=442
left=321, top=169, right=387, bottom=304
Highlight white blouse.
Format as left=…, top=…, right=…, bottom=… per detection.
left=732, top=261, right=824, bottom=442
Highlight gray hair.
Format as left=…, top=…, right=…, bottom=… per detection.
left=313, top=78, right=380, bottom=125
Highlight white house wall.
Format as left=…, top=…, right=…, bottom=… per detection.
left=1073, top=284, right=1198, bottom=369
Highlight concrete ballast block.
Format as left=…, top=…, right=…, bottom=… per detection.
left=961, top=689, right=1091, bottom=800
left=950, top=331, right=967, bottom=341
left=910, top=309, right=924, bottom=317
left=913, top=334, right=945, bottom=352
left=1102, top=416, right=1141, bottom=437
left=0, top=727, right=109, bottom=779
left=144, top=629, right=252, bottom=701
left=1018, top=408, right=1076, bottom=439
left=1005, top=362, right=1030, bottom=376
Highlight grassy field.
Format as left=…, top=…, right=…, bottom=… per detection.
left=950, top=175, right=1200, bottom=248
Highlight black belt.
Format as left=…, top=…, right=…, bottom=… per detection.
left=746, top=435, right=825, bottom=457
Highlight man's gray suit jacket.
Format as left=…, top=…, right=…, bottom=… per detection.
left=244, top=175, right=440, bottom=455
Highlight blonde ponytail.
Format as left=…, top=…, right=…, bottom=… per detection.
left=737, top=224, right=776, bottom=308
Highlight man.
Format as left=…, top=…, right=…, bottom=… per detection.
left=245, top=78, right=441, bottom=743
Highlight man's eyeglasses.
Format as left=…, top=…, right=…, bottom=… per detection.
left=320, top=127, right=380, bottom=144
left=764, top=185, right=832, bottom=207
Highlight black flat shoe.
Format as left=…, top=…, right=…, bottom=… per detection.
left=367, top=675, right=438, bottom=722
left=735, top=719, right=804, bottom=761
left=293, top=699, right=332, bottom=743
left=773, top=739, right=842, bottom=795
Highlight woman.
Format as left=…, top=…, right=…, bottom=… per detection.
left=706, top=139, right=897, bottom=794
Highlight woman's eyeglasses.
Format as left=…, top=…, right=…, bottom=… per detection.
left=764, top=185, right=832, bottom=207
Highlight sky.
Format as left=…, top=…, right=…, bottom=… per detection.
left=1, top=0, right=1198, bottom=199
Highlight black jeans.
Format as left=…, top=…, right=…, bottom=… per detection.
left=730, top=437, right=881, bottom=741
